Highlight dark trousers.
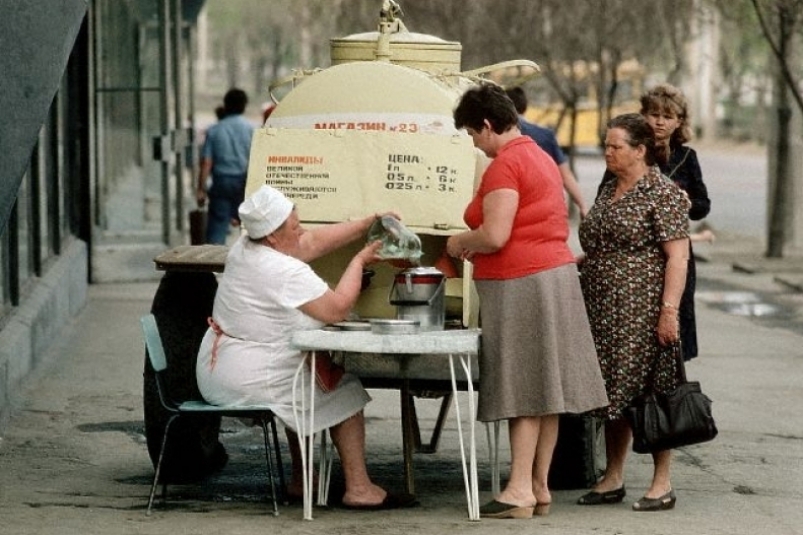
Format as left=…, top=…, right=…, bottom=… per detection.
left=205, top=174, right=246, bottom=244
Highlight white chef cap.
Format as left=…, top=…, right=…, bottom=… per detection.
left=238, top=185, right=294, bottom=239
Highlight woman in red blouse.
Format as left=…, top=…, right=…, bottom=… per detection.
left=447, top=83, right=608, bottom=519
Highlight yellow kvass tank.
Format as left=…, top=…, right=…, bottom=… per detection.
left=246, top=0, right=538, bottom=325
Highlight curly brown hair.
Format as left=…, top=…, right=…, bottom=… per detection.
left=639, top=83, right=693, bottom=147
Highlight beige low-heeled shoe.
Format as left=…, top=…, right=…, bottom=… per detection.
left=479, top=499, right=535, bottom=519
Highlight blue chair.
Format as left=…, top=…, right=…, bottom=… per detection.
left=140, top=314, right=285, bottom=515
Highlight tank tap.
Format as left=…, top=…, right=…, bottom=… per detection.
left=377, top=0, right=407, bottom=61
left=380, top=0, right=404, bottom=24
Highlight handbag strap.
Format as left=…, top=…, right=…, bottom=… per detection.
left=646, top=341, right=687, bottom=390
left=673, top=342, right=688, bottom=383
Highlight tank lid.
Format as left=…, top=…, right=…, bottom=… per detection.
left=330, top=0, right=461, bottom=70
left=336, top=30, right=456, bottom=46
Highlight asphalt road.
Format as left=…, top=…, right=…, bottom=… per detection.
left=573, top=141, right=767, bottom=238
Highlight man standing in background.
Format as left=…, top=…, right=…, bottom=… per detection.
left=196, top=88, right=254, bottom=244
left=506, top=87, right=588, bottom=218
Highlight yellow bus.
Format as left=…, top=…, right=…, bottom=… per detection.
left=523, top=59, right=645, bottom=150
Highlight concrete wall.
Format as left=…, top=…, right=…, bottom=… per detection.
left=0, top=0, right=86, bottom=236
left=0, top=240, right=88, bottom=426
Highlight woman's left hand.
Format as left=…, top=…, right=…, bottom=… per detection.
left=356, top=240, right=383, bottom=266
left=656, top=309, right=680, bottom=346
left=446, top=234, right=471, bottom=260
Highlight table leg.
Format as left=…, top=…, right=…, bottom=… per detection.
left=292, top=351, right=316, bottom=520
left=400, top=378, right=416, bottom=495
left=450, top=354, right=480, bottom=521
left=463, top=355, right=479, bottom=520
left=413, top=393, right=453, bottom=454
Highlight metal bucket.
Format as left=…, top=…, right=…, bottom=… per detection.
left=390, top=267, right=445, bottom=304
left=390, top=267, right=445, bottom=331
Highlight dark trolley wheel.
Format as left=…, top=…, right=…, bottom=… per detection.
left=143, top=270, right=227, bottom=483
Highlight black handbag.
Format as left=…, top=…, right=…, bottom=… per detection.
left=624, top=344, right=718, bottom=454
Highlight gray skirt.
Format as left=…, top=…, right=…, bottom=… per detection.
left=475, top=263, right=608, bottom=422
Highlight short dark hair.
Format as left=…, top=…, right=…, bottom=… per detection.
left=607, top=113, right=657, bottom=166
left=223, top=88, right=248, bottom=115
left=453, top=83, right=519, bottom=134
left=504, top=86, right=528, bottom=115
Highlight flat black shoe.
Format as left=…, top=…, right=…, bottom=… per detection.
left=577, top=486, right=626, bottom=505
left=632, top=490, right=676, bottom=511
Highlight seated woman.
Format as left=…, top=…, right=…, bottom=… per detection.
left=196, top=185, right=415, bottom=510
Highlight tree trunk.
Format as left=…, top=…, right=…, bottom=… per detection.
left=766, top=99, right=791, bottom=258
left=765, top=7, right=794, bottom=258
left=567, top=104, right=579, bottom=220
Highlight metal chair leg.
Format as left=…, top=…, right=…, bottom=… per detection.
left=485, top=421, right=501, bottom=496
left=260, top=418, right=280, bottom=516
left=269, top=417, right=286, bottom=501
left=147, top=414, right=178, bottom=515
left=318, top=429, right=334, bottom=505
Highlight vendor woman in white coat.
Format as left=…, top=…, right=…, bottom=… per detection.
left=196, top=185, right=416, bottom=510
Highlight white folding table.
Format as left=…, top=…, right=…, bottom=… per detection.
left=290, top=328, right=481, bottom=521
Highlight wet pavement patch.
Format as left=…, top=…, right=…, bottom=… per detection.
left=76, top=420, right=145, bottom=443
left=696, top=290, right=792, bottom=318
left=696, top=279, right=803, bottom=337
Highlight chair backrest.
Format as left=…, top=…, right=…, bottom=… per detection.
left=140, top=313, right=181, bottom=412
left=141, top=314, right=168, bottom=372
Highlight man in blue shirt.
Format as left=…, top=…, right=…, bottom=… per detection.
left=196, top=88, right=254, bottom=244
left=505, top=87, right=588, bottom=218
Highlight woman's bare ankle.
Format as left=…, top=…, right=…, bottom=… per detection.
left=342, top=483, right=386, bottom=506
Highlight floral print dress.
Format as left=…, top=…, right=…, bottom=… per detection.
left=579, top=167, right=690, bottom=420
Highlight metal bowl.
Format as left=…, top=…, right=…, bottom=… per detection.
left=333, top=321, right=372, bottom=331
left=369, top=318, right=420, bottom=335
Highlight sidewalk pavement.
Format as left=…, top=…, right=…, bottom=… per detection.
left=1, top=234, right=803, bottom=535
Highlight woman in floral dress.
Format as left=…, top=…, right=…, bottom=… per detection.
left=596, top=85, right=711, bottom=361
left=577, top=114, right=690, bottom=512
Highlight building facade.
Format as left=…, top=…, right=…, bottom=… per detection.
left=0, top=0, right=205, bottom=422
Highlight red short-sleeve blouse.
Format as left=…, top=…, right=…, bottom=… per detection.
left=464, top=136, right=575, bottom=280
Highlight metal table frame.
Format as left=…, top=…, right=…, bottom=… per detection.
left=291, top=329, right=481, bottom=521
